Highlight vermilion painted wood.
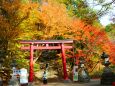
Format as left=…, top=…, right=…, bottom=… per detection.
left=61, top=43, right=69, bottom=80
left=20, top=40, right=73, bottom=82
left=112, top=82, right=115, bottom=86
left=20, top=40, right=73, bottom=44
left=21, top=46, right=73, bottom=50
left=29, top=44, right=34, bottom=82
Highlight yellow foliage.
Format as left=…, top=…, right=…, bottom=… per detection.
left=37, top=1, right=72, bottom=39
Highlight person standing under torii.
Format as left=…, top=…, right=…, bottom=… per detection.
left=42, top=70, right=48, bottom=85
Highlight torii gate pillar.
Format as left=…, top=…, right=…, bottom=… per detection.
left=20, top=40, right=73, bottom=82
left=29, top=43, right=34, bottom=82
left=61, top=43, right=68, bottom=80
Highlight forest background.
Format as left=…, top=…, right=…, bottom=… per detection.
left=0, top=0, right=115, bottom=82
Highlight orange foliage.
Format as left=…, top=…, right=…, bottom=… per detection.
left=0, top=0, right=21, bottom=40
left=36, top=1, right=72, bottom=39
left=109, top=42, right=115, bottom=64
left=37, top=1, right=114, bottom=64
left=71, top=19, right=114, bottom=64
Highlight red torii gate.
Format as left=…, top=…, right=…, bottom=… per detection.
left=20, top=40, right=73, bottom=82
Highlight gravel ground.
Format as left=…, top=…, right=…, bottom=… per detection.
left=33, top=70, right=112, bottom=86
left=33, top=79, right=112, bottom=86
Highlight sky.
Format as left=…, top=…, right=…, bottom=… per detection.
left=99, top=7, right=115, bottom=26
left=99, top=14, right=112, bottom=26
left=87, top=0, right=115, bottom=26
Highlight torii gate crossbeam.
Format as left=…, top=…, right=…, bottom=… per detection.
left=20, top=40, right=73, bottom=82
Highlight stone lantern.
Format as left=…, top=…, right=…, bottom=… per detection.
left=101, top=52, right=110, bottom=66
left=0, top=58, right=4, bottom=69
left=100, top=52, right=115, bottom=85
left=8, top=59, right=20, bottom=86
left=10, top=59, right=18, bottom=78
left=0, top=59, right=3, bottom=86
left=10, top=60, right=17, bottom=68
left=78, top=57, right=90, bottom=83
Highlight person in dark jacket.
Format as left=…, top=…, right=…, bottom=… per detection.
left=42, top=71, right=47, bottom=84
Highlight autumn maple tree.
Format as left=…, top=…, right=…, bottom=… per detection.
left=70, top=19, right=115, bottom=67
left=34, top=1, right=72, bottom=40
left=0, top=0, right=114, bottom=78
left=0, top=0, right=41, bottom=53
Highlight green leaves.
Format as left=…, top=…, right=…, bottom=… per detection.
left=105, top=24, right=115, bottom=40
left=105, top=25, right=112, bottom=32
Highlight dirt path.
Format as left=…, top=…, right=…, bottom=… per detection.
left=33, top=79, right=112, bottom=86
left=33, top=70, right=111, bottom=86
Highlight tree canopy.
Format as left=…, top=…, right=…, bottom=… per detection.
left=0, top=0, right=114, bottom=69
